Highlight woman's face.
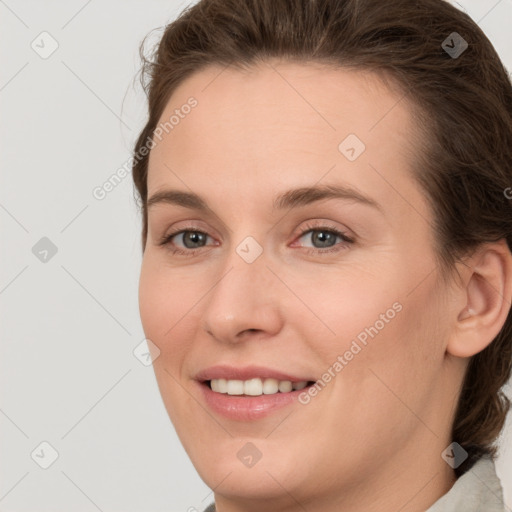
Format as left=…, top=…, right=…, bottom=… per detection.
left=139, top=61, right=462, bottom=508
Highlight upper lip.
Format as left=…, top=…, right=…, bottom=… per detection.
left=195, top=365, right=315, bottom=383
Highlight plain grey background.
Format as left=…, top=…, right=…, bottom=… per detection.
left=1, top=1, right=511, bottom=510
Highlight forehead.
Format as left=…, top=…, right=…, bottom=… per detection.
left=146, top=59, right=423, bottom=218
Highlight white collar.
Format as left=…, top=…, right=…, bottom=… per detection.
left=426, top=456, right=506, bottom=512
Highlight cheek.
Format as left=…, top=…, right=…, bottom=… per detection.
left=305, top=262, right=446, bottom=401
left=303, top=280, right=447, bottom=464
left=294, top=265, right=404, bottom=356
left=138, top=258, right=203, bottom=424
left=346, top=279, right=447, bottom=420
left=138, top=261, right=167, bottom=341
left=138, top=257, right=199, bottom=364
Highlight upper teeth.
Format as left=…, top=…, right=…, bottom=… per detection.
left=210, top=378, right=309, bottom=396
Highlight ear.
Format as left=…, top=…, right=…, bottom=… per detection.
left=447, top=239, right=512, bottom=358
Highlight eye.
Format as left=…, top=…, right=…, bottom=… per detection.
left=159, top=228, right=215, bottom=255
left=293, top=222, right=354, bottom=254
left=158, top=222, right=355, bottom=256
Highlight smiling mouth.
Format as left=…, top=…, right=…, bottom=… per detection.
left=204, top=378, right=317, bottom=396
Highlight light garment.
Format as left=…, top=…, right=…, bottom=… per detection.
left=201, top=455, right=507, bottom=512
left=426, top=455, right=506, bottom=512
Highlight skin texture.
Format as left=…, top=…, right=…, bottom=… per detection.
left=138, top=59, right=512, bottom=512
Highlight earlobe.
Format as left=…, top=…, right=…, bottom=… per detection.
left=448, top=240, right=512, bottom=359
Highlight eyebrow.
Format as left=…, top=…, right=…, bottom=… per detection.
left=147, top=184, right=382, bottom=213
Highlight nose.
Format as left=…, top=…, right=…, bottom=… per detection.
left=201, top=249, right=284, bottom=345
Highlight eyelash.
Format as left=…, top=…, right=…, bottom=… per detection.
left=158, top=222, right=355, bottom=257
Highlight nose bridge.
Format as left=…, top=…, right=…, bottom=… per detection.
left=201, top=237, right=282, bottom=343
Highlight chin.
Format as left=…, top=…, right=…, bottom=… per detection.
left=187, top=437, right=304, bottom=498
left=199, top=461, right=301, bottom=502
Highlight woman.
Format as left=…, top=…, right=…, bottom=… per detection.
left=132, top=0, right=512, bottom=510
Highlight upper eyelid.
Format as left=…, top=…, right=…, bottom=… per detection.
left=167, top=222, right=346, bottom=236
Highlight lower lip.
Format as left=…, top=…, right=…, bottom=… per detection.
left=197, top=381, right=311, bottom=421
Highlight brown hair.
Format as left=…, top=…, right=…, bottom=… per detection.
left=131, top=0, right=512, bottom=477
